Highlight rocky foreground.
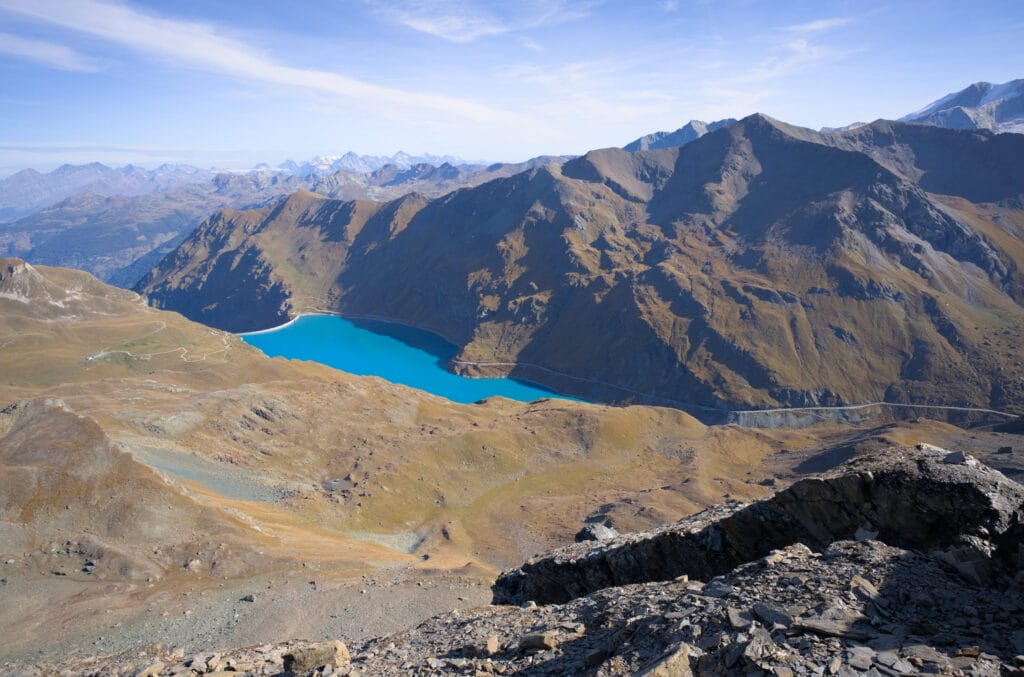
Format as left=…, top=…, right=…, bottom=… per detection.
left=5, top=446, right=1023, bottom=676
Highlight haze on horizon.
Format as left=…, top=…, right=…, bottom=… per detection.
left=0, top=0, right=1022, bottom=175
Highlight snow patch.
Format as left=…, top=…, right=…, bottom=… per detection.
left=0, top=291, right=30, bottom=304
left=980, top=79, right=1023, bottom=106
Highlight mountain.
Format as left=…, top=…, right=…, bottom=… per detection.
left=825, top=118, right=1024, bottom=204
left=0, top=162, right=213, bottom=223
left=0, top=153, right=497, bottom=275
left=137, top=113, right=1024, bottom=416
left=305, top=155, right=570, bottom=203
left=901, top=79, right=1024, bottom=133
left=623, top=118, right=737, bottom=151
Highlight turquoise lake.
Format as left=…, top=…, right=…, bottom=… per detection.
left=240, top=314, right=578, bottom=404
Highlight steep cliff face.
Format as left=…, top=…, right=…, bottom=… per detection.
left=137, top=115, right=1024, bottom=413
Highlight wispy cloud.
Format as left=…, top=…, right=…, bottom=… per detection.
left=516, top=36, right=544, bottom=52
left=691, top=30, right=860, bottom=120
left=500, top=59, right=683, bottom=127
left=704, top=37, right=857, bottom=95
left=760, top=38, right=856, bottom=80
left=0, top=0, right=513, bottom=123
left=0, top=31, right=99, bottom=71
left=389, top=4, right=505, bottom=42
left=782, top=17, right=853, bottom=34
left=370, top=0, right=597, bottom=43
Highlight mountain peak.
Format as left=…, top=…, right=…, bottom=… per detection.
left=737, top=112, right=783, bottom=130
left=273, top=188, right=327, bottom=213
left=0, top=256, right=35, bottom=277
left=623, top=117, right=737, bottom=151
left=0, top=258, right=49, bottom=304
left=275, top=151, right=470, bottom=177
left=901, top=78, right=1024, bottom=133
left=732, top=113, right=825, bottom=145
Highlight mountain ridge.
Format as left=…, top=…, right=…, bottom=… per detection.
left=0, top=162, right=215, bottom=223
left=623, top=117, right=738, bottom=151
left=276, top=150, right=474, bottom=177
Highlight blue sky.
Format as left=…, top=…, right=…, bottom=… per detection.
left=0, top=0, right=1022, bottom=174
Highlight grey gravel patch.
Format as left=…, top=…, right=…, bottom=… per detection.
left=130, top=444, right=293, bottom=503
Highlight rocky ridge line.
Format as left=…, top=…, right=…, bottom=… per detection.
left=492, top=445, right=1024, bottom=605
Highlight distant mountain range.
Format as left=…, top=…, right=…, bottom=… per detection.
left=275, top=151, right=471, bottom=177
left=138, top=113, right=1024, bottom=416
left=0, top=172, right=307, bottom=287
left=901, top=79, right=1024, bottom=133
left=0, top=153, right=476, bottom=223
left=0, top=162, right=214, bottom=223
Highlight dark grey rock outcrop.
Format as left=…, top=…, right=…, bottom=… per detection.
left=493, top=446, right=1024, bottom=605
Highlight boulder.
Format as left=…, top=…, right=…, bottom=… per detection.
left=638, top=643, right=694, bottom=676
left=575, top=522, right=619, bottom=542
left=519, top=631, right=559, bottom=651
left=282, top=640, right=350, bottom=673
